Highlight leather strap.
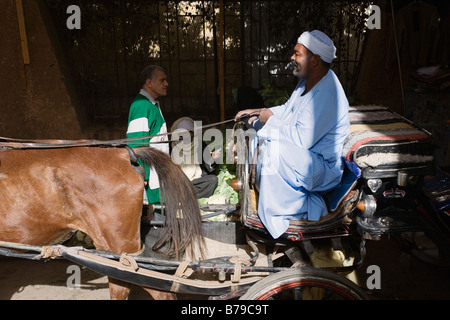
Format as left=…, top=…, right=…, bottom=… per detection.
left=0, top=118, right=239, bottom=150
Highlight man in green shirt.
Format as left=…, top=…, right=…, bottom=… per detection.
left=126, top=65, right=169, bottom=207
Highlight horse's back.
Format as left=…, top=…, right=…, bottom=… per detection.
left=0, top=147, right=144, bottom=250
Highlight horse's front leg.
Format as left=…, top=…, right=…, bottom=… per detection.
left=108, top=278, right=176, bottom=300
left=142, top=287, right=177, bottom=300
left=108, top=277, right=132, bottom=300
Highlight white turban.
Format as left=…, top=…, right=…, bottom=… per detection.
left=297, top=30, right=336, bottom=64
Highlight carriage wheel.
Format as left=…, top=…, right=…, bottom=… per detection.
left=400, top=231, right=450, bottom=267
left=240, top=267, right=368, bottom=300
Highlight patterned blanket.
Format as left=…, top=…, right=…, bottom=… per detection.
left=342, top=106, right=435, bottom=178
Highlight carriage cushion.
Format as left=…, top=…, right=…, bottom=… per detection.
left=342, top=106, right=435, bottom=178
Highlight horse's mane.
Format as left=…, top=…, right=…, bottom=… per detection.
left=135, top=147, right=205, bottom=260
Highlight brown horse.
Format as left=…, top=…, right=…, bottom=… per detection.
left=0, top=143, right=205, bottom=299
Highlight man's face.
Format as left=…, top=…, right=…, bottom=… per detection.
left=290, top=44, right=314, bottom=79
left=147, top=69, right=169, bottom=98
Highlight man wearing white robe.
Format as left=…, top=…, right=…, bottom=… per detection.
left=235, top=30, right=350, bottom=239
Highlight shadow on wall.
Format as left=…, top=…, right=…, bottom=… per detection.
left=0, top=0, right=83, bottom=140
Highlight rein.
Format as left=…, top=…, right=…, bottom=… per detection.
left=0, top=117, right=244, bottom=150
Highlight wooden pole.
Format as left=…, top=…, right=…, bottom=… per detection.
left=218, top=0, right=225, bottom=122
left=390, top=0, right=405, bottom=115
left=16, top=0, right=30, bottom=65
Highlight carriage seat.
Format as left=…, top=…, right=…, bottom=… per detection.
left=242, top=105, right=435, bottom=242
left=243, top=162, right=360, bottom=241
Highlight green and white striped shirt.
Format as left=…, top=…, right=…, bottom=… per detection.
left=126, top=89, right=169, bottom=204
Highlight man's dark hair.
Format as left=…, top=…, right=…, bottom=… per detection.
left=141, top=65, right=165, bottom=87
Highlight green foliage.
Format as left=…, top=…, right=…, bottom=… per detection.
left=212, top=165, right=238, bottom=204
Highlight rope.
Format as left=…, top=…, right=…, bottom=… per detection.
left=40, top=246, right=63, bottom=259
left=119, top=254, right=140, bottom=272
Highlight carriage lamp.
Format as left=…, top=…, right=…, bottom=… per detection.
left=356, top=193, right=377, bottom=218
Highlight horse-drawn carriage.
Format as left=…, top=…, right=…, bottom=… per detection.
left=1, top=105, right=449, bottom=300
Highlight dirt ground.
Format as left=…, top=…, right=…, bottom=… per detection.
left=1, top=234, right=449, bottom=301
left=0, top=256, right=162, bottom=300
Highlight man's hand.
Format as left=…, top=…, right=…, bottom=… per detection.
left=259, top=108, right=273, bottom=124
left=234, top=108, right=263, bottom=125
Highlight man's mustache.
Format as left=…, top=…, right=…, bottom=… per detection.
left=288, top=60, right=297, bottom=70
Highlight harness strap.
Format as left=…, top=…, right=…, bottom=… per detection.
left=65, top=249, right=262, bottom=294
left=119, top=254, right=140, bottom=272
left=0, top=118, right=240, bottom=150
left=229, top=257, right=252, bottom=283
